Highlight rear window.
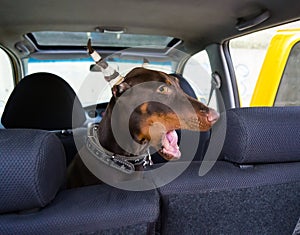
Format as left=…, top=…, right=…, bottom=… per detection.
left=26, top=51, right=213, bottom=109
left=24, top=31, right=212, bottom=108
left=27, top=57, right=173, bottom=107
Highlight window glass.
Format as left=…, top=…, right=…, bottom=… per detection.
left=26, top=49, right=212, bottom=109
left=183, top=51, right=217, bottom=110
left=27, top=57, right=173, bottom=107
left=0, top=48, right=14, bottom=124
left=31, top=31, right=176, bottom=49
left=229, top=20, right=300, bottom=107
left=230, top=30, right=273, bottom=106
left=275, top=42, right=300, bottom=106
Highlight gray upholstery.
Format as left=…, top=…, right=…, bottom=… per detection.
left=0, top=129, right=66, bottom=213
left=156, top=107, right=300, bottom=234
left=0, top=184, right=160, bottom=234
left=0, top=128, right=160, bottom=234
left=1, top=72, right=87, bottom=165
left=159, top=161, right=300, bottom=235
left=2, top=101, right=300, bottom=234
left=221, top=107, right=300, bottom=164
left=157, top=161, right=300, bottom=234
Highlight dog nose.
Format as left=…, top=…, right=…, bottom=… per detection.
left=207, top=108, right=220, bottom=124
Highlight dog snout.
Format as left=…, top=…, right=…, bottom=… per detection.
left=207, top=108, right=219, bottom=124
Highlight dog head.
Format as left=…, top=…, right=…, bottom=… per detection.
left=110, top=67, right=219, bottom=160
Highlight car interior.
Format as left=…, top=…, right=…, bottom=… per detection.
left=0, top=0, right=300, bottom=234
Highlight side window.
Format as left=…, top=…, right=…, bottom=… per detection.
left=229, top=20, right=300, bottom=107
left=275, top=42, right=300, bottom=106
left=229, top=31, right=271, bottom=107
left=183, top=51, right=217, bottom=110
left=0, top=48, right=14, bottom=123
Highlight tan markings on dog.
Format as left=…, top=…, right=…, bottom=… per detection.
left=137, top=112, right=181, bottom=145
left=139, top=103, right=149, bottom=114
left=159, top=72, right=173, bottom=85
left=139, top=111, right=214, bottom=140
left=165, top=78, right=172, bottom=85
left=146, top=113, right=181, bottom=130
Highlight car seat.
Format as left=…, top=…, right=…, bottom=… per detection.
left=1, top=72, right=86, bottom=165
left=156, top=106, right=300, bottom=234
left=0, top=128, right=159, bottom=234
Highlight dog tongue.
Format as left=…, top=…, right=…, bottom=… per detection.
left=163, top=130, right=181, bottom=159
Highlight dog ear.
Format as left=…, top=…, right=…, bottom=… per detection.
left=112, top=82, right=131, bottom=97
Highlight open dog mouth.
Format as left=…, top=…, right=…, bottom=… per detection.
left=158, top=130, right=181, bottom=160
left=156, top=110, right=219, bottom=160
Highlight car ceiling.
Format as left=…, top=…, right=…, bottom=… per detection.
left=0, top=0, right=300, bottom=54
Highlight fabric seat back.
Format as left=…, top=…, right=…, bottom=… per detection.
left=156, top=107, right=300, bottom=234
left=1, top=72, right=87, bottom=165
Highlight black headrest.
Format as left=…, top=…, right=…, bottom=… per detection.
left=221, top=107, right=300, bottom=164
left=0, top=129, right=66, bottom=213
left=1, top=72, right=86, bottom=130
left=170, top=73, right=197, bottom=99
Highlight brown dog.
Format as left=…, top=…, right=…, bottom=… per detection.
left=67, top=67, right=219, bottom=188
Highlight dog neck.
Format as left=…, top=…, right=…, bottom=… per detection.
left=97, top=99, right=149, bottom=158
left=97, top=115, right=126, bottom=156
left=87, top=122, right=152, bottom=172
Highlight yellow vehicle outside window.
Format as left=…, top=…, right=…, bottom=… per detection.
left=251, top=29, right=300, bottom=106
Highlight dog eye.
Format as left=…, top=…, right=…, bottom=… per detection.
left=157, top=85, right=170, bottom=94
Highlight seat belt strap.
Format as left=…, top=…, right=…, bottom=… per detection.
left=207, top=72, right=221, bottom=105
